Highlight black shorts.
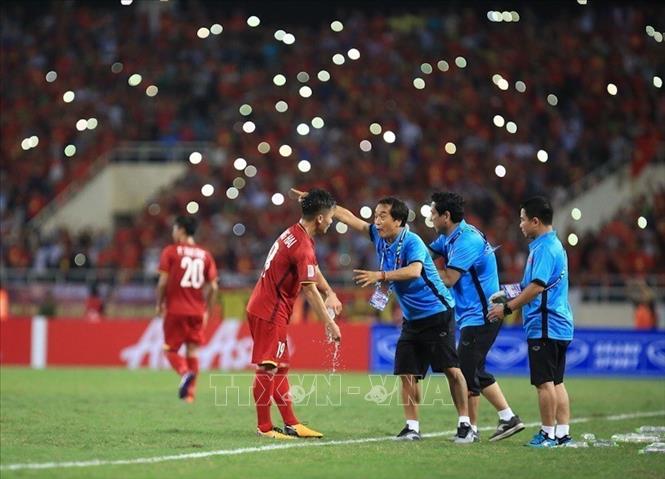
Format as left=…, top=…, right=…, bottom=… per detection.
left=458, top=320, right=502, bottom=396
left=394, top=310, right=458, bottom=379
left=527, top=338, right=571, bottom=386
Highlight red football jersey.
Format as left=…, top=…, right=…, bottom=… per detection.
left=158, top=243, right=218, bottom=316
left=247, top=223, right=318, bottom=324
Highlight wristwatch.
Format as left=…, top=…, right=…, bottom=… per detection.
left=503, top=303, right=513, bottom=316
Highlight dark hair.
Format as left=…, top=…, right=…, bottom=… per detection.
left=174, top=215, right=198, bottom=236
left=521, top=196, right=553, bottom=225
left=377, top=197, right=409, bottom=226
left=430, top=192, right=465, bottom=223
left=301, top=189, right=336, bottom=220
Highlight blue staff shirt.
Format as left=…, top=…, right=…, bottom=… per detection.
left=521, top=230, right=574, bottom=340
left=429, top=220, right=500, bottom=329
left=369, top=224, right=454, bottom=320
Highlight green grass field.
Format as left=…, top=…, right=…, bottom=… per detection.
left=1, top=368, right=664, bottom=479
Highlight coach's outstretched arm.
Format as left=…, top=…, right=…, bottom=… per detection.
left=302, top=282, right=342, bottom=342
left=353, top=262, right=423, bottom=287
left=290, top=188, right=369, bottom=234
left=332, top=204, right=370, bottom=234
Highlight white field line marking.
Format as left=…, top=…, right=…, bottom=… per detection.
left=2, top=410, right=664, bottom=471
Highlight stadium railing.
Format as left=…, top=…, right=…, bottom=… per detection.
left=2, top=268, right=663, bottom=310
left=27, top=142, right=216, bottom=232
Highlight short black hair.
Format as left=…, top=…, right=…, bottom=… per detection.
left=301, top=189, right=336, bottom=220
left=521, top=196, right=553, bottom=225
left=174, top=215, right=198, bottom=236
left=377, top=197, right=409, bottom=226
left=430, top=192, right=465, bottom=223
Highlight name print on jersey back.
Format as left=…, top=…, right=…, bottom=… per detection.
left=247, top=223, right=318, bottom=325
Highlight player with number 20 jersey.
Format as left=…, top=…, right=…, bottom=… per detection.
left=156, top=216, right=218, bottom=402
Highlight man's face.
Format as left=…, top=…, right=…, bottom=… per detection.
left=429, top=202, right=448, bottom=234
left=374, top=203, right=401, bottom=239
left=315, top=207, right=335, bottom=235
left=519, top=208, right=537, bottom=239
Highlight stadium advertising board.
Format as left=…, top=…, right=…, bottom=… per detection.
left=0, top=318, right=369, bottom=371
left=370, top=324, right=665, bottom=377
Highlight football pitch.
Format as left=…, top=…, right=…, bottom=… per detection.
left=1, top=368, right=664, bottom=479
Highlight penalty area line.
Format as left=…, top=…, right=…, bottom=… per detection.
left=2, top=410, right=664, bottom=471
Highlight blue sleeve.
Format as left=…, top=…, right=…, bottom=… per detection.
left=530, top=248, right=555, bottom=287
left=369, top=224, right=377, bottom=243
left=403, top=235, right=428, bottom=265
left=428, top=235, right=446, bottom=257
left=447, top=233, right=484, bottom=273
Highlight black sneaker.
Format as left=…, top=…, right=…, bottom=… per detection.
left=178, top=372, right=195, bottom=399
left=489, top=415, right=525, bottom=442
left=396, top=426, right=421, bottom=441
left=454, top=422, right=475, bottom=444
left=450, top=428, right=480, bottom=442
left=556, top=434, right=575, bottom=447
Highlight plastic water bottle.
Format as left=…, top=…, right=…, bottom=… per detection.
left=611, top=433, right=661, bottom=443
left=639, top=442, right=665, bottom=454
left=592, top=439, right=618, bottom=447
left=637, top=426, right=665, bottom=434
left=562, top=441, right=589, bottom=448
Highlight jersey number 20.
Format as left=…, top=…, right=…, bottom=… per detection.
left=180, top=257, right=205, bottom=289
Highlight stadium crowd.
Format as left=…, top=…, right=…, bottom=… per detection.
left=2, top=1, right=663, bottom=286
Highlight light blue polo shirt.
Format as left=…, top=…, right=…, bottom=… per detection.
left=369, top=224, right=454, bottom=320
left=521, top=230, right=574, bottom=340
left=429, top=220, right=500, bottom=329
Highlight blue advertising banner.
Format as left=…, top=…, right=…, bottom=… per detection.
left=370, top=324, right=665, bottom=377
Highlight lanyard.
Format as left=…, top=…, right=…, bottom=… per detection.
left=378, top=225, right=409, bottom=292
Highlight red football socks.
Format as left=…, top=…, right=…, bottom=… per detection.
left=273, top=368, right=298, bottom=426
left=165, top=350, right=187, bottom=375
left=253, top=370, right=275, bottom=432
left=186, top=356, right=199, bottom=398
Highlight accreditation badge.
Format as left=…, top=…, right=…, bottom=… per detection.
left=369, top=287, right=390, bottom=311
left=501, top=283, right=522, bottom=299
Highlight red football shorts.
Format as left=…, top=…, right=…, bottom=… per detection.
left=248, top=313, right=289, bottom=367
left=163, top=314, right=204, bottom=350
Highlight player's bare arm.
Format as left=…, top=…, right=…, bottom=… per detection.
left=155, top=272, right=168, bottom=316
left=301, top=282, right=341, bottom=342
left=315, top=266, right=342, bottom=314
left=353, top=262, right=423, bottom=288
left=487, top=281, right=545, bottom=322
left=290, top=188, right=369, bottom=234
left=203, top=279, right=219, bottom=326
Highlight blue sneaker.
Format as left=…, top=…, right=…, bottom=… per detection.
left=526, top=430, right=556, bottom=448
